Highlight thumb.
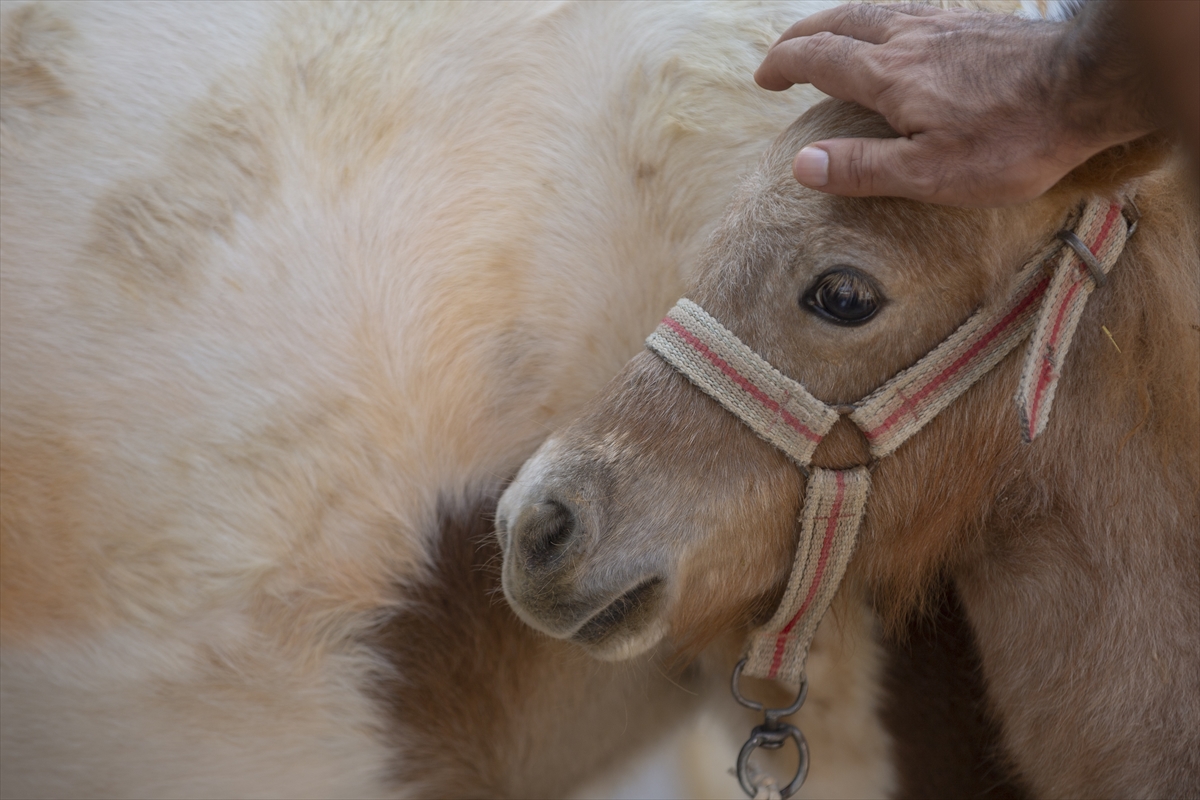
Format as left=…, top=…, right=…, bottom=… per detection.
left=793, top=137, right=936, bottom=201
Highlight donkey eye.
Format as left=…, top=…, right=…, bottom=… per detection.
left=801, top=268, right=881, bottom=325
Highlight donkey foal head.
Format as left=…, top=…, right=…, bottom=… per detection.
left=496, top=99, right=1166, bottom=661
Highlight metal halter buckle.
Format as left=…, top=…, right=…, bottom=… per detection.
left=1056, top=229, right=1107, bottom=287
left=1055, top=199, right=1140, bottom=289
left=730, top=658, right=810, bottom=798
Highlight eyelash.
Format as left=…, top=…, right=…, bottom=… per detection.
left=801, top=268, right=882, bottom=325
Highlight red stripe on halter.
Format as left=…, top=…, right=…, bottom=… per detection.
left=767, top=470, right=846, bottom=679
left=1026, top=203, right=1122, bottom=437
left=662, top=316, right=822, bottom=443
left=866, top=274, right=1052, bottom=441
left=1027, top=278, right=1085, bottom=435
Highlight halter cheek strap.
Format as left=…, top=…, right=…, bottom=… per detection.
left=1017, top=202, right=1129, bottom=441
left=646, top=196, right=1131, bottom=798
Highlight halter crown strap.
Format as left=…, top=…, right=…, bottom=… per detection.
left=645, top=196, right=1129, bottom=687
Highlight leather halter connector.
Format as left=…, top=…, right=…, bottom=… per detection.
left=808, top=414, right=874, bottom=472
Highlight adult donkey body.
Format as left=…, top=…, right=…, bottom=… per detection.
left=1, top=2, right=905, bottom=797
left=500, top=100, right=1200, bottom=798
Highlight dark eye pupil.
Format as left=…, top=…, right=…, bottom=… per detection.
left=803, top=269, right=880, bottom=325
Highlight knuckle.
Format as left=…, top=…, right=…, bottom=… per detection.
left=770, top=37, right=810, bottom=74
left=840, top=2, right=891, bottom=27
left=807, top=30, right=838, bottom=48
left=814, top=30, right=856, bottom=68
left=897, top=150, right=946, bottom=199
left=908, top=170, right=946, bottom=201
left=801, top=31, right=846, bottom=69
left=844, top=140, right=873, bottom=190
left=830, top=4, right=859, bottom=28
left=862, top=51, right=894, bottom=90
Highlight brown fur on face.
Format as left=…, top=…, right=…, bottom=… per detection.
left=501, top=99, right=1199, bottom=797
left=502, top=99, right=1079, bottom=655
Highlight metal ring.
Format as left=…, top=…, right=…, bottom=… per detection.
left=736, top=723, right=810, bottom=799
left=1123, top=198, right=1141, bottom=238
left=730, top=658, right=808, bottom=721
left=1056, top=229, right=1107, bottom=287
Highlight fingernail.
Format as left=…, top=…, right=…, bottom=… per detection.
left=795, top=147, right=829, bottom=187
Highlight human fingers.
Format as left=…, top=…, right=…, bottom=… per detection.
left=793, top=137, right=944, bottom=202
left=768, top=3, right=942, bottom=50
left=755, top=32, right=882, bottom=105
left=885, top=4, right=946, bottom=19
left=793, top=137, right=1069, bottom=207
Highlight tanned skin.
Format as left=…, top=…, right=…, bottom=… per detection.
left=754, top=1, right=1195, bottom=206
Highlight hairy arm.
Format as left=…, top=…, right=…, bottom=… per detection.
left=755, top=2, right=1168, bottom=206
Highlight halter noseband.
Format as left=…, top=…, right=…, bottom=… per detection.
left=645, top=197, right=1133, bottom=798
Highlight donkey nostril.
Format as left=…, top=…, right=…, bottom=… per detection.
left=517, top=500, right=578, bottom=567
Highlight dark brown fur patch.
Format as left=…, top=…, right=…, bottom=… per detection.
left=880, top=583, right=1028, bottom=800
left=371, top=494, right=701, bottom=798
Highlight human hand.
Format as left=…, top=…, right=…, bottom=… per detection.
left=755, top=3, right=1159, bottom=206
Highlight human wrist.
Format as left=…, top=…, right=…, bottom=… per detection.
left=1047, top=0, right=1161, bottom=152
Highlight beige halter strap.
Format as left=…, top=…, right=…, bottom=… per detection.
left=646, top=196, right=1131, bottom=797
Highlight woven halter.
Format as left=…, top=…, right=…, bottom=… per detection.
left=646, top=196, right=1132, bottom=798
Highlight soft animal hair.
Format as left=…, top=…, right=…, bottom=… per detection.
left=860, top=141, right=1199, bottom=632
left=496, top=93, right=1197, bottom=798
left=728, top=100, right=1198, bottom=635
left=722, top=102, right=1200, bottom=796
left=1, top=2, right=900, bottom=797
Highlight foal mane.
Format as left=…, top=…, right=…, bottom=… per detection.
left=1079, top=152, right=1200, bottom=477
left=872, top=140, right=1199, bottom=632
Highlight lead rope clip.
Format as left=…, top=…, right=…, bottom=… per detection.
left=731, top=658, right=810, bottom=799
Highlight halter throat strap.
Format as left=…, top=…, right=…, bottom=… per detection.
left=646, top=197, right=1130, bottom=685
